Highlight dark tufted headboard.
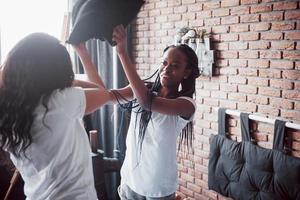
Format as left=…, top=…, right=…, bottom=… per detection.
left=208, top=108, right=300, bottom=200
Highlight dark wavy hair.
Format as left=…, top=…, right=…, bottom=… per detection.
left=0, top=33, right=74, bottom=157
left=113, top=44, right=200, bottom=153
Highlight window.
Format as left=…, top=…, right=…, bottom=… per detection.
left=0, top=0, right=69, bottom=64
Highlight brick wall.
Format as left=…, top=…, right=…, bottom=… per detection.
left=131, top=0, right=300, bottom=199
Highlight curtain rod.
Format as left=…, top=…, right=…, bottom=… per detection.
left=216, top=108, right=300, bottom=131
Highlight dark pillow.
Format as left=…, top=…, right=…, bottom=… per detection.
left=67, top=0, right=145, bottom=46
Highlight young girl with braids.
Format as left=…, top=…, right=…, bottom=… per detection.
left=111, top=25, right=200, bottom=200
left=0, top=33, right=115, bottom=200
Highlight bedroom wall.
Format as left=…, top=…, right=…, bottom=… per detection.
left=131, top=0, right=300, bottom=199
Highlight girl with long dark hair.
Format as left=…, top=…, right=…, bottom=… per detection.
left=111, top=25, right=200, bottom=199
left=0, top=33, right=112, bottom=200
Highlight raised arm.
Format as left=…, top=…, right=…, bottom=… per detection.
left=112, top=25, right=195, bottom=119
left=71, top=43, right=134, bottom=114
left=112, top=25, right=151, bottom=109
left=72, top=43, right=106, bottom=89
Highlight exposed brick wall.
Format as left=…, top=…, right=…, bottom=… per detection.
left=131, top=0, right=300, bottom=199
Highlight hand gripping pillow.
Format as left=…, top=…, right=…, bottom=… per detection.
left=67, top=0, right=145, bottom=46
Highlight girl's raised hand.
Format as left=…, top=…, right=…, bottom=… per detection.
left=72, top=42, right=88, bottom=57
left=112, top=24, right=127, bottom=54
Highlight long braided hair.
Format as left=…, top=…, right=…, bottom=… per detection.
left=112, top=44, right=200, bottom=153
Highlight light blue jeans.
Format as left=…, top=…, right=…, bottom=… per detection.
left=118, top=184, right=176, bottom=200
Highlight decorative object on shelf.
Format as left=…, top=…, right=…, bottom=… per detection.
left=174, top=27, right=214, bottom=76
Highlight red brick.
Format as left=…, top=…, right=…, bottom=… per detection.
left=228, top=76, right=247, bottom=84
left=258, top=105, right=280, bottom=116
left=205, top=17, right=221, bottom=26
left=215, top=59, right=229, bottom=67
left=248, top=77, right=269, bottom=86
left=221, top=16, right=239, bottom=25
left=137, top=10, right=148, bottom=18
left=221, top=33, right=239, bottom=41
left=221, top=0, right=240, bottom=7
left=212, top=25, right=229, bottom=34
left=189, top=19, right=204, bottom=27
left=202, top=189, right=219, bottom=199
left=248, top=95, right=269, bottom=104
left=219, top=100, right=237, bottom=109
left=261, top=12, right=284, bottom=21
left=217, top=50, right=238, bottom=59
left=296, top=62, right=300, bottom=70
left=282, top=70, right=300, bottom=80
left=241, top=0, right=258, bottom=5
left=239, top=50, right=259, bottom=59
left=220, top=83, right=238, bottom=92
left=270, top=79, right=294, bottom=90
left=203, top=98, right=219, bottom=106
left=168, top=14, right=182, bottom=22
left=204, top=82, right=220, bottom=90
left=258, top=87, right=281, bottom=97
left=248, top=59, right=269, bottom=68
left=240, top=14, right=260, bottom=23
left=250, top=4, right=272, bottom=13
left=231, top=6, right=250, bottom=15
left=187, top=182, right=201, bottom=193
left=230, top=24, right=249, bottom=33
left=182, top=0, right=196, bottom=4
left=297, top=42, right=300, bottom=50
left=239, top=84, right=258, bottom=94
left=285, top=31, right=300, bottom=40
left=229, top=59, right=247, bottom=67
left=250, top=23, right=271, bottom=31
left=282, top=90, right=300, bottom=101
left=229, top=41, right=248, bottom=50
left=296, top=82, right=300, bottom=90
left=174, top=5, right=188, bottom=13
left=162, top=22, right=174, bottom=29
left=238, top=102, right=257, bottom=112
left=283, top=51, right=300, bottom=60
left=259, top=69, right=281, bottom=78
left=272, top=22, right=295, bottom=31
left=179, top=186, right=194, bottom=197
left=239, top=68, right=258, bottom=76
left=273, top=2, right=298, bottom=11
left=260, top=50, right=281, bottom=59
left=167, top=0, right=181, bottom=7
left=249, top=41, right=270, bottom=50
left=188, top=4, right=202, bottom=12
left=239, top=32, right=259, bottom=41
left=155, top=1, right=167, bottom=8
left=161, top=7, right=174, bottom=15
left=261, top=32, right=283, bottom=40
left=220, top=67, right=238, bottom=75
left=253, top=132, right=268, bottom=141
left=183, top=12, right=196, bottom=20
left=271, top=41, right=295, bottom=50
left=213, top=8, right=230, bottom=17
left=149, top=9, right=160, bottom=17
left=285, top=10, right=300, bottom=20
left=197, top=10, right=212, bottom=19
left=270, top=60, right=294, bottom=69
left=281, top=110, right=300, bottom=121
left=156, top=16, right=167, bottom=23
left=203, top=1, right=220, bottom=10
left=229, top=92, right=248, bottom=101
left=270, top=98, right=294, bottom=109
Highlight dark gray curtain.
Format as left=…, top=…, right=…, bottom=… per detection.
left=74, top=39, right=130, bottom=200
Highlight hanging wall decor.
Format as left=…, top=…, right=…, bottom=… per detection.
left=174, top=27, right=214, bottom=76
